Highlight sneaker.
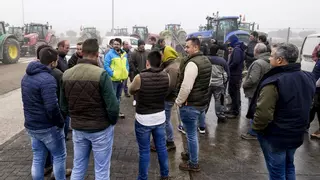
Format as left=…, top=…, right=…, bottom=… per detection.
left=181, top=152, right=189, bottom=161
left=125, top=93, right=130, bottom=98
left=198, top=127, right=206, bottom=134
left=179, top=161, right=200, bottom=172
left=177, top=125, right=186, bottom=134
left=133, top=100, right=136, bottom=107
left=310, top=130, right=320, bottom=139
left=166, top=141, right=176, bottom=151
left=241, top=133, right=257, bottom=140
left=119, top=112, right=125, bottom=118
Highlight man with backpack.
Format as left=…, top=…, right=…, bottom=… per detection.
left=205, top=44, right=230, bottom=123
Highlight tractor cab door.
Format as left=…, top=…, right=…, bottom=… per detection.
left=0, top=23, right=5, bottom=36
left=216, top=19, right=238, bottom=44
left=42, top=26, right=48, bottom=40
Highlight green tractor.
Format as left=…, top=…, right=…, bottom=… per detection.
left=0, top=21, right=20, bottom=64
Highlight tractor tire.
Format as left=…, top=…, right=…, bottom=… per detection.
left=2, top=38, right=20, bottom=64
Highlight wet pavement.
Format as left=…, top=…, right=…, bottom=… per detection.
left=0, top=90, right=320, bottom=180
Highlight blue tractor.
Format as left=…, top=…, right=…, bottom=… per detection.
left=188, top=12, right=250, bottom=45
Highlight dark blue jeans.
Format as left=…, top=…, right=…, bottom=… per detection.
left=258, top=135, right=297, bottom=180
left=179, top=106, right=203, bottom=165
left=135, top=120, right=169, bottom=180
left=122, top=78, right=129, bottom=95
left=164, top=101, right=174, bottom=142
left=112, top=81, right=123, bottom=103
left=64, top=116, right=70, bottom=140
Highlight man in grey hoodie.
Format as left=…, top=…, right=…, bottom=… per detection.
left=241, top=43, right=271, bottom=140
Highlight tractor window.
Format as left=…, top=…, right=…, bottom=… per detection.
left=130, top=39, right=138, bottom=46
left=216, top=19, right=238, bottom=42
left=0, top=25, right=4, bottom=35
left=239, top=23, right=251, bottom=30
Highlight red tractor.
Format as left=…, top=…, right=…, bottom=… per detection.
left=21, top=22, right=57, bottom=56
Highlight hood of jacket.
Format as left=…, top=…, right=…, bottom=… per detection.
left=234, top=41, right=246, bottom=51
left=256, top=52, right=270, bottom=63
left=26, top=61, right=51, bottom=75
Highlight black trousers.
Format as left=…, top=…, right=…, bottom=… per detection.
left=309, top=93, right=320, bottom=129
left=228, top=76, right=242, bottom=115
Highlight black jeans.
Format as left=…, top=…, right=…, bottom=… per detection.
left=228, top=76, right=242, bottom=115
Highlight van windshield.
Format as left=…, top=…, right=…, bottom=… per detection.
left=302, top=36, right=320, bottom=55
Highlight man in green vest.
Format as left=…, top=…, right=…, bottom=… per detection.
left=175, top=37, right=212, bottom=172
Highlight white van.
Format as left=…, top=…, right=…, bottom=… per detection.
left=300, top=34, right=320, bottom=72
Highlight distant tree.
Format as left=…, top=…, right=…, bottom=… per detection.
left=298, top=30, right=317, bottom=38
left=66, top=30, right=77, bottom=37
left=268, top=29, right=293, bottom=38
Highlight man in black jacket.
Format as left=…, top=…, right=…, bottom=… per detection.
left=56, top=40, right=70, bottom=72
left=245, top=31, right=258, bottom=69
left=68, top=42, right=83, bottom=68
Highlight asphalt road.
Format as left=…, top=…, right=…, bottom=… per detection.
left=0, top=57, right=34, bottom=95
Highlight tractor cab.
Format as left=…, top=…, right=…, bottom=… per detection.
left=212, top=16, right=239, bottom=44
left=8, top=27, right=24, bottom=35
left=165, top=24, right=181, bottom=32
left=239, top=22, right=258, bottom=32
left=25, top=23, right=50, bottom=40
left=132, top=26, right=148, bottom=40
left=114, top=28, right=128, bottom=36
left=0, top=22, right=5, bottom=36
left=83, top=27, right=97, bottom=34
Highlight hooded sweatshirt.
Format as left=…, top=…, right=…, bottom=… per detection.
left=21, top=61, right=64, bottom=130
left=163, top=46, right=179, bottom=62
left=228, top=35, right=246, bottom=77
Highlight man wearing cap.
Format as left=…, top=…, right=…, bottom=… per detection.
left=129, top=40, right=149, bottom=106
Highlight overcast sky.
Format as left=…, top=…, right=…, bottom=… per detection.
left=1, top=0, right=319, bottom=35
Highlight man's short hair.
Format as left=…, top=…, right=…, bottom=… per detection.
left=82, top=38, right=99, bottom=56
left=147, top=51, right=162, bottom=67
left=272, top=43, right=299, bottom=63
left=114, top=38, right=122, bottom=45
left=36, top=44, right=51, bottom=59
left=122, top=41, right=128, bottom=46
left=77, top=42, right=83, bottom=46
left=157, top=38, right=165, bottom=45
left=209, top=44, right=220, bottom=56
left=39, top=47, right=58, bottom=65
left=254, top=43, right=268, bottom=54
left=251, top=31, right=259, bottom=38
left=186, top=37, right=201, bottom=48
left=109, top=39, right=114, bottom=45
left=258, top=35, right=267, bottom=43
left=150, top=36, right=156, bottom=42
left=57, top=40, right=66, bottom=48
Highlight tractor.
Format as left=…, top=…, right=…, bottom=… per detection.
left=159, top=24, right=187, bottom=53
left=21, top=22, right=57, bottom=56
left=188, top=12, right=251, bottom=46
left=113, top=28, right=129, bottom=36
left=79, top=27, right=102, bottom=45
left=130, top=26, right=159, bottom=44
left=0, top=21, right=20, bottom=64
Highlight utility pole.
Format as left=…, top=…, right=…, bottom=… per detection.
left=286, top=27, right=291, bottom=43
left=21, top=0, right=25, bottom=24
left=112, top=0, right=114, bottom=35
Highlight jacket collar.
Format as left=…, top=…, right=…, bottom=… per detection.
left=161, top=59, right=174, bottom=69
left=141, top=67, right=163, bottom=73
left=77, top=58, right=99, bottom=66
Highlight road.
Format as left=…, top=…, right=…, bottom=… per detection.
left=0, top=57, right=34, bottom=95
left=0, top=58, right=319, bottom=179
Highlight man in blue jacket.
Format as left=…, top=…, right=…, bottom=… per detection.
left=21, top=47, right=66, bottom=179
left=104, top=38, right=129, bottom=118
left=247, top=43, right=316, bottom=179
left=226, top=35, right=246, bottom=118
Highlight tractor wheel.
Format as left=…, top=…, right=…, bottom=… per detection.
left=2, top=38, right=20, bottom=64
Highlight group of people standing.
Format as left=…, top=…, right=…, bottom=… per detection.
left=20, top=29, right=319, bottom=180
